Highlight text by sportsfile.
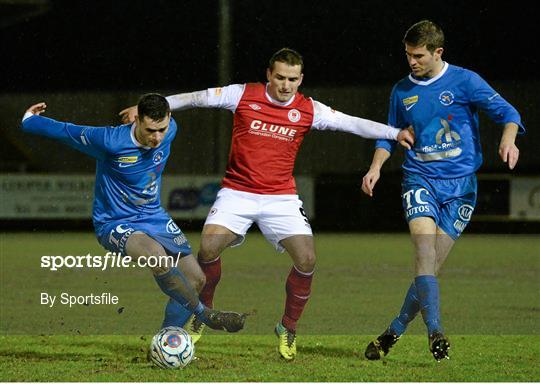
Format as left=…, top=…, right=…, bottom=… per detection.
left=40, top=252, right=181, bottom=271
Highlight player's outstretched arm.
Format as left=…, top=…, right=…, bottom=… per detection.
left=362, top=148, right=391, bottom=197
left=119, top=86, right=244, bottom=124
left=22, top=102, right=109, bottom=160
left=24, top=102, right=47, bottom=118
left=311, top=100, right=415, bottom=144
left=119, top=91, right=208, bottom=124
left=498, top=122, right=520, bottom=170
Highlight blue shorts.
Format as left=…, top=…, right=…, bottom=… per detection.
left=95, top=212, right=192, bottom=258
left=401, top=172, right=477, bottom=240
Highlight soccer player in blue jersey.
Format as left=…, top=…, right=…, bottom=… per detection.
left=361, top=20, right=524, bottom=361
left=21, top=94, right=246, bottom=333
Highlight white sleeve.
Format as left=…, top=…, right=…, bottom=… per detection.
left=166, top=84, right=246, bottom=113
left=22, top=111, right=33, bottom=121
left=311, top=100, right=400, bottom=140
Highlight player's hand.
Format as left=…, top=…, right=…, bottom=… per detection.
left=397, top=126, right=415, bottom=150
left=25, top=102, right=47, bottom=116
left=361, top=168, right=381, bottom=197
left=498, top=142, right=519, bottom=170
left=119, top=105, right=137, bottom=124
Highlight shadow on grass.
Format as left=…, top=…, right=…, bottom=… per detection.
left=0, top=350, right=105, bottom=362
left=0, top=337, right=148, bottom=363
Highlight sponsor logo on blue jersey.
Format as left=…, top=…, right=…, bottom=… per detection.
left=117, top=155, right=139, bottom=168
left=402, top=95, right=419, bottom=111
left=414, top=117, right=462, bottom=161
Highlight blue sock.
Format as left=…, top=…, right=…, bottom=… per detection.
left=414, top=275, right=442, bottom=335
left=389, top=282, right=420, bottom=336
left=154, top=267, right=206, bottom=323
left=161, top=298, right=194, bottom=328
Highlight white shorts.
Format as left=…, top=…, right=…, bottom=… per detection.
left=204, top=188, right=313, bottom=252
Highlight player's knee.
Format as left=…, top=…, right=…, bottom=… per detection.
left=183, top=261, right=206, bottom=292
left=295, top=252, right=316, bottom=273
left=414, top=242, right=436, bottom=260
left=150, top=265, right=171, bottom=276
left=198, top=247, right=220, bottom=263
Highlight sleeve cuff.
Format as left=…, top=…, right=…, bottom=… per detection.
left=375, top=139, right=395, bottom=152
left=22, top=111, right=34, bottom=122
left=388, top=127, right=400, bottom=140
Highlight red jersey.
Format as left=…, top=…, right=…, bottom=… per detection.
left=222, top=83, right=314, bottom=194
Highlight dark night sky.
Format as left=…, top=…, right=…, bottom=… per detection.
left=2, top=0, right=538, bottom=91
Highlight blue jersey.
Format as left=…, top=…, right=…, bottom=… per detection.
left=22, top=115, right=177, bottom=231
left=376, top=63, right=525, bottom=178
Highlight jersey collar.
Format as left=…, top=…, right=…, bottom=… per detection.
left=265, top=83, right=296, bottom=106
left=408, top=62, right=449, bottom=86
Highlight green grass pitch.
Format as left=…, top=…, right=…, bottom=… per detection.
left=1, top=231, right=538, bottom=381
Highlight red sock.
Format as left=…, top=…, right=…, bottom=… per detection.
left=198, top=256, right=221, bottom=308
left=281, top=266, right=314, bottom=332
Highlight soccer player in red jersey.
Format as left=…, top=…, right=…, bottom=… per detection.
left=121, top=48, right=414, bottom=360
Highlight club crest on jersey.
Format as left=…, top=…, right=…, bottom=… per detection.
left=439, top=91, right=454, bottom=106
left=153, top=151, right=164, bottom=164
left=288, top=109, right=301, bottom=123
left=249, top=103, right=262, bottom=110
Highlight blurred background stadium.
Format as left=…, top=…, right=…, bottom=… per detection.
left=1, top=0, right=539, bottom=232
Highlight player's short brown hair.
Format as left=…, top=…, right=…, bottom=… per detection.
left=268, top=48, right=304, bottom=72
left=403, top=20, right=445, bottom=53
left=137, top=93, right=170, bottom=122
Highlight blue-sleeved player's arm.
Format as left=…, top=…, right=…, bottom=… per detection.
left=375, top=85, right=407, bottom=154
left=468, top=71, right=525, bottom=134
left=22, top=104, right=110, bottom=160
left=362, top=87, right=406, bottom=197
